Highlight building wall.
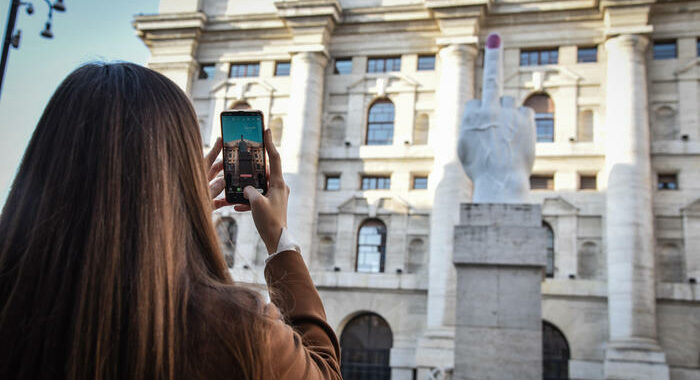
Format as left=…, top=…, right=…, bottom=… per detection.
left=135, top=0, right=700, bottom=378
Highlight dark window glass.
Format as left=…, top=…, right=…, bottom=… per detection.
left=653, top=41, right=677, bottom=60
left=697, top=39, right=700, bottom=57
left=543, top=321, right=570, bottom=380
left=356, top=220, right=387, bottom=273
left=524, top=94, right=555, bottom=142
left=275, top=61, right=290, bottom=76
left=198, top=63, right=216, bottom=80
left=520, top=48, right=558, bottom=66
left=229, top=63, right=260, bottom=78
left=361, top=176, right=391, bottom=190
left=367, top=57, right=401, bottom=73
left=417, top=55, right=435, bottom=71
left=412, top=176, right=428, bottom=190
left=577, top=46, right=597, bottom=63
left=340, top=313, right=393, bottom=379
left=366, top=100, right=395, bottom=145
left=325, top=176, right=341, bottom=191
left=579, top=175, right=597, bottom=190
left=530, top=175, right=554, bottom=190
left=544, top=223, right=555, bottom=278
left=658, top=174, right=678, bottom=190
left=334, top=58, right=353, bottom=74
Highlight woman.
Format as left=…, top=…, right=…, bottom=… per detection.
left=0, top=63, right=341, bottom=380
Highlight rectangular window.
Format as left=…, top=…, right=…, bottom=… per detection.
left=325, top=176, right=340, bottom=191
left=367, top=56, right=401, bottom=73
left=530, top=175, right=554, bottom=190
left=198, top=63, right=216, bottom=80
left=361, top=176, right=391, bottom=190
left=229, top=63, right=260, bottom=78
left=275, top=61, right=290, bottom=76
left=412, top=176, right=428, bottom=190
left=658, top=174, right=678, bottom=190
left=697, top=39, right=700, bottom=57
left=417, top=55, right=436, bottom=71
left=519, top=48, right=558, bottom=66
left=334, top=58, right=352, bottom=74
left=535, top=117, right=554, bottom=142
left=579, top=175, right=597, bottom=190
left=653, top=41, right=677, bottom=60
left=577, top=46, right=597, bottom=63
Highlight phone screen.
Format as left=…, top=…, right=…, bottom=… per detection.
left=220, top=111, right=266, bottom=202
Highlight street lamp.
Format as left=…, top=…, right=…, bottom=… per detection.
left=0, top=0, right=67, bottom=99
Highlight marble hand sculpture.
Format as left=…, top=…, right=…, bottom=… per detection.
left=458, top=33, right=536, bottom=203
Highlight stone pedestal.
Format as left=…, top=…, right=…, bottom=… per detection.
left=452, top=203, right=546, bottom=380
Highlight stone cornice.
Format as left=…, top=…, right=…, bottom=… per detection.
left=133, top=12, right=206, bottom=38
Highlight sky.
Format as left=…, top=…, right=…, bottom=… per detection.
left=0, top=0, right=159, bottom=207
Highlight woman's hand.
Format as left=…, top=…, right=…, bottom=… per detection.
left=236, top=129, right=289, bottom=254
left=205, top=137, right=227, bottom=208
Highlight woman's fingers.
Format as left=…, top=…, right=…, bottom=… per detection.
left=233, top=204, right=251, bottom=212
left=208, top=158, right=223, bottom=181
left=205, top=137, right=222, bottom=168
left=264, top=129, right=284, bottom=188
left=209, top=176, right=225, bottom=198
left=243, top=186, right=265, bottom=205
left=213, top=198, right=232, bottom=210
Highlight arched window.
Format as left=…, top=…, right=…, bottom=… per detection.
left=340, top=313, right=393, bottom=380
left=577, top=110, right=594, bottom=142
left=366, top=99, right=394, bottom=145
left=544, top=222, right=554, bottom=278
left=658, top=243, right=684, bottom=282
left=524, top=94, right=555, bottom=142
left=543, top=321, right=570, bottom=380
left=356, top=219, right=387, bottom=273
left=322, top=115, right=346, bottom=146
left=413, top=113, right=429, bottom=145
left=652, top=106, right=679, bottom=141
left=230, top=101, right=251, bottom=110
left=216, top=217, right=237, bottom=268
left=269, top=117, right=283, bottom=146
left=578, top=241, right=598, bottom=279
left=407, top=238, right=426, bottom=274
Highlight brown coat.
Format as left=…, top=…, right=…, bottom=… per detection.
left=187, top=250, right=342, bottom=380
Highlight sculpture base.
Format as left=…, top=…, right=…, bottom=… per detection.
left=452, top=203, right=546, bottom=380
left=604, top=339, right=669, bottom=380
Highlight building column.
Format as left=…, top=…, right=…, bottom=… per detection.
left=415, top=43, right=476, bottom=377
left=281, top=51, right=328, bottom=261
left=603, top=34, right=669, bottom=379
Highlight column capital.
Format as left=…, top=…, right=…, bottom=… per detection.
left=437, top=42, right=479, bottom=60
left=290, top=50, right=329, bottom=68
left=605, top=34, right=649, bottom=55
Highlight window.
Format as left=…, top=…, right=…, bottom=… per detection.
left=325, top=175, right=341, bottom=191
left=334, top=58, right=352, bottom=74
left=577, top=46, right=597, bottom=63
left=524, top=94, right=555, bottom=142
left=544, top=222, right=554, bottom=278
left=412, top=176, right=428, bottom=190
left=530, top=175, right=554, bottom=190
left=229, top=62, right=259, bottom=78
left=579, top=175, right=596, bottom=190
left=653, top=41, right=677, bottom=60
left=658, top=174, right=678, bottom=190
left=275, top=61, right=290, bottom=76
left=362, top=176, right=391, bottom=190
left=417, top=55, right=435, bottom=71
left=543, top=321, right=570, bottom=380
left=198, top=63, right=216, bottom=80
left=519, top=48, right=558, bottom=66
left=356, top=220, right=387, bottom=273
left=340, top=313, right=393, bottom=379
left=697, top=39, right=700, bottom=57
left=366, top=100, right=395, bottom=145
left=367, top=56, right=401, bottom=73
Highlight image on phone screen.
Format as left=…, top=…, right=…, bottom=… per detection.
left=221, top=112, right=266, bottom=200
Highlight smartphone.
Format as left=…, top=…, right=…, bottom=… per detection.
left=220, top=110, right=267, bottom=204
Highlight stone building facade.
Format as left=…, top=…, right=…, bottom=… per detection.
left=134, top=1, right=700, bottom=379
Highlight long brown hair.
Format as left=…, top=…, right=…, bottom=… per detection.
left=0, top=63, right=268, bottom=379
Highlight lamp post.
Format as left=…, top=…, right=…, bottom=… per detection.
left=0, top=0, right=66, bottom=99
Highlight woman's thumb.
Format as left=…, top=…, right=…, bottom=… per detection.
left=243, top=186, right=263, bottom=204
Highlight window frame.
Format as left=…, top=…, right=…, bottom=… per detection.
left=417, top=55, right=436, bottom=71
left=198, top=63, right=216, bottom=80
left=355, top=219, right=388, bottom=273
left=577, top=46, right=598, bottom=63
left=657, top=173, right=679, bottom=190
left=530, top=175, right=554, bottom=190
left=367, top=56, right=402, bottom=73
left=274, top=61, right=291, bottom=76
left=324, top=175, right=341, bottom=191
left=524, top=93, right=555, bottom=143
left=333, top=57, right=353, bottom=75
left=412, top=175, right=428, bottom=190
left=366, top=99, right=395, bottom=145
left=579, top=174, right=597, bottom=191
left=519, top=48, right=559, bottom=66
left=361, top=175, right=391, bottom=190
left=543, top=222, right=555, bottom=278
left=228, top=62, right=260, bottom=78
left=653, top=40, right=678, bottom=60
